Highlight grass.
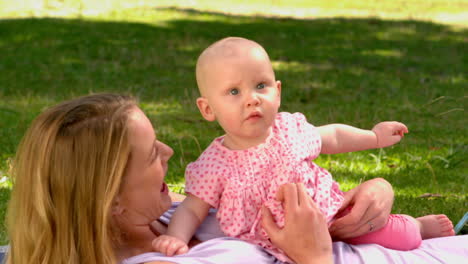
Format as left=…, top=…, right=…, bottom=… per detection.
left=0, top=0, right=467, bottom=244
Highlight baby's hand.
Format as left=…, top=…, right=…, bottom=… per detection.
left=372, top=121, right=408, bottom=148
left=152, top=235, right=189, bottom=256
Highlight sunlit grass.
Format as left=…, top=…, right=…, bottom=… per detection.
left=1, top=1, right=468, bottom=27
left=150, top=0, right=468, bottom=27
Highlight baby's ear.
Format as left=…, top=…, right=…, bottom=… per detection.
left=276, top=80, right=282, bottom=107
left=196, top=97, right=216, bottom=121
left=276, top=80, right=282, bottom=95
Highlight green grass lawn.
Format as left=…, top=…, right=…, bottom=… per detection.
left=0, top=0, right=466, bottom=244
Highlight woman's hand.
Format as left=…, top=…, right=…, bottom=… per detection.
left=329, top=178, right=394, bottom=239
left=262, top=183, right=333, bottom=264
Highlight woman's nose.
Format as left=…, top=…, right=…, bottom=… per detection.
left=160, top=142, right=174, bottom=161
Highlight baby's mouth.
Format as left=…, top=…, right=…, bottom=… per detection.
left=247, top=112, right=262, bottom=120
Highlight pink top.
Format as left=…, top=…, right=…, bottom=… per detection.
left=185, top=112, right=344, bottom=261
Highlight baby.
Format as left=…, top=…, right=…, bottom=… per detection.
left=153, top=37, right=455, bottom=262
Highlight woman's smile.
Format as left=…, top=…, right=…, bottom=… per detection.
left=161, top=182, right=169, bottom=194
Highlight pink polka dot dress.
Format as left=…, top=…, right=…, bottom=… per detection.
left=185, top=112, right=344, bottom=262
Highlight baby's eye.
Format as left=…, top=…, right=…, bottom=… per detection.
left=230, top=88, right=239, bottom=95
left=256, top=83, right=265, bottom=89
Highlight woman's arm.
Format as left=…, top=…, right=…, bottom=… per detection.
left=329, top=178, right=394, bottom=239
left=262, top=183, right=333, bottom=264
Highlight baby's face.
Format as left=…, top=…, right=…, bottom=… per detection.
left=199, top=45, right=281, bottom=149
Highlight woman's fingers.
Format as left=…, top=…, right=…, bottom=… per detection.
left=332, top=196, right=369, bottom=229
left=276, top=183, right=298, bottom=208
left=337, top=209, right=387, bottom=239
left=336, top=187, right=354, bottom=212
left=296, top=183, right=309, bottom=206
left=277, top=183, right=299, bottom=225
left=331, top=195, right=376, bottom=237
left=331, top=207, right=375, bottom=239
left=263, top=183, right=333, bottom=264
left=330, top=178, right=394, bottom=239
left=261, top=205, right=281, bottom=241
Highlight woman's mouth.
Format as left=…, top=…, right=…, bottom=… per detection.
left=161, top=182, right=169, bottom=194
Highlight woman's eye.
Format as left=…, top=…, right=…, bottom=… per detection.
left=256, top=83, right=265, bottom=89
left=151, top=144, right=159, bottom=163
left=230, top=88, right=239, bottom=95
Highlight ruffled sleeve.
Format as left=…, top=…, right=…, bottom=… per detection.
left=275, top=112, right=321, bottom=160
left=184, top=144, right=227, bottom=208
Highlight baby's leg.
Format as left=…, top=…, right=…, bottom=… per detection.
left=344, top=214, right=422, bottom=250
left=345, top=214, right=455, bottom=251
left=413, top=214, right=455, bottom=239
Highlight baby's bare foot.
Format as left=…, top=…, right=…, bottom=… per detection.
left=417, top=214, right=455, bottom=239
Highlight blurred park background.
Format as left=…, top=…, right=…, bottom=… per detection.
left=0, top=0, right=466, bottom=244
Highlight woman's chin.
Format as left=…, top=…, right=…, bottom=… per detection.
left=160, top=192, right=172, bottom=210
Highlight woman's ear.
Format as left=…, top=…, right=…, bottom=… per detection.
left=112, top=196, right=125, bottom=216
left=196, top=97, right=216, bottom=121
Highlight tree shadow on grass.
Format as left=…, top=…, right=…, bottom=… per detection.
left=1, top=8, right=466, bottom=163
left=0, top=7, right=466, bottom=102
left=0, top=7, right=465, bottom=139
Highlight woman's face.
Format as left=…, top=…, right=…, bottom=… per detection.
left=114, top=107, right=173, bottom=237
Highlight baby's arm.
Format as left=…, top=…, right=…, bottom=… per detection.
left=152, top=194, right=211, bottom=256
left=317, top=121, right=408, bottom=154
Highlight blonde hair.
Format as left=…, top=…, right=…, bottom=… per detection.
left=6, top=93, right=137, bottom=264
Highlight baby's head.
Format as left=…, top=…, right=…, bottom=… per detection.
left=196, top=37, right=275, bottom=96
left=195, top=37, right=282, bottom=149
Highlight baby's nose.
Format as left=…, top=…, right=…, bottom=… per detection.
left=246, top=93, right=260, bottom=107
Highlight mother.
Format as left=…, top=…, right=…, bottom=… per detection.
left=6, top=93, right=332, bottom=264
left=5, top=93, right=467, bottom=264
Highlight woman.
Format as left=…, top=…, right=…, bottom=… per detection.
left=5, top=93, right=332, bottom=264
left=6, top=93, right=466, bottom=264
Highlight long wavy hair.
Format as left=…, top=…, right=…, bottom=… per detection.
left=6, top=93, right=137, bottom=264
